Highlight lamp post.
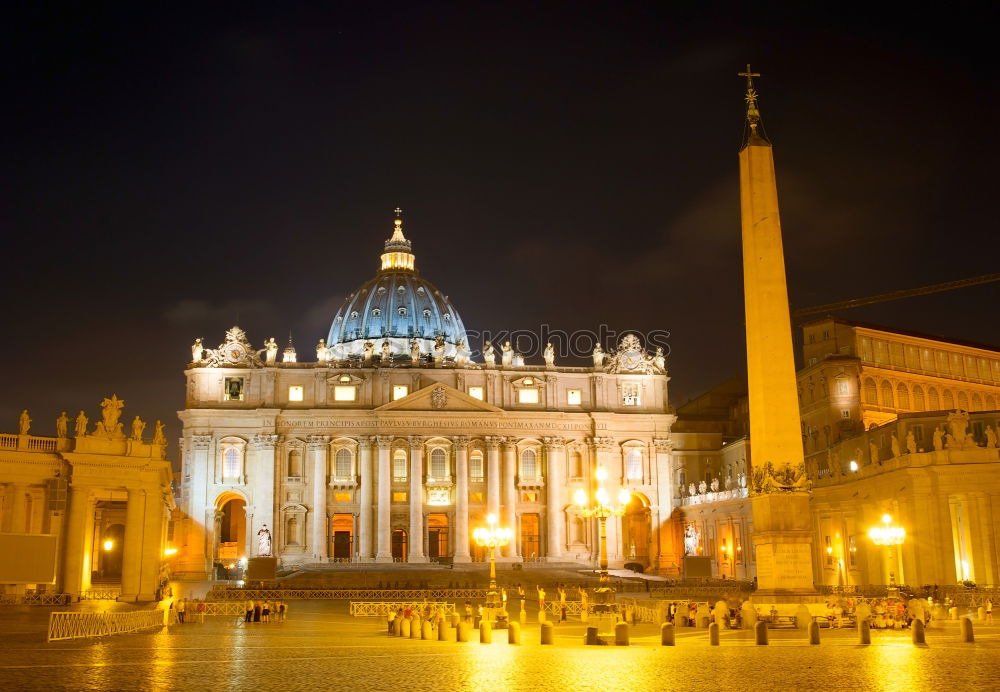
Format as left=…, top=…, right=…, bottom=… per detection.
left=473, top=513, right=512, bottom=626
left=574, top=465, right=631, bottom=617
left=868, top=513, right=905, bottom=595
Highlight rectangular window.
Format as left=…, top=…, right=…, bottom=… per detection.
left=468, top=386, right=484, bottom=400
left=334, top=492, right=352, bottom=503
left=288, top=385, right=304, bottom=402
left=392, top=385, right=409, bottom=400
left=838, top=381, right=849, bottom=395
left=224, top=377, right=245, bottom=401
left=622, top=383, right=640, bottom=406
left=392, top=452, right=407, bottom=482
left=392, top=491, right=407, bottom=503
left=521, top=491, right=537, bottom=503
left=470, top=453, right=484, bottom=482
left=566, top=389, right=582, bottom=405
left=334, top=385, right=357, bottom=402
left=518, top=388, right=539, bottom=404
left=841, top=409, right=851, bottom=418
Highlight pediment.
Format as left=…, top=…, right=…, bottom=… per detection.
left=375, top=383, right=503, bottom=413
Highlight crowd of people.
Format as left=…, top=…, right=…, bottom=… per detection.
left=244, top=599, right=287, bottom=623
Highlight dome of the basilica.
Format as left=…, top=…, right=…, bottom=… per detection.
left=326, top=211, right=469, bottom=359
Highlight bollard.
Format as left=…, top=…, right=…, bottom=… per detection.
left=615, top=621, right=629, bottom=646
left=708, top=622, right=720, bottom=646
left=540, top=621, right=554, bottom=645
left=960, top=616, right=975, bottom=643
left=949, top=607, right=958, bottom=620
left=422, top=621, right=433, bottom=640
left=393, top=617, right=402, bottom=637
left=858, top=620, right=871, bottom=645
left=480, top=621, right=493, bottom=644
left=755, top=621, right=768, bottom=646
left=978, top=607, right=986, bottom=622
left=912, top=618, right=926, bottom=645
left=538, top=610, right=547, bottom=624
left=519, top=609, right=527, bottom=625
left=585, top=626, right=600, bottom=646
left=410, top=617, right=421, bottom=639
left=450, top=614, right=460, bottom=628
left=442, top=624, right=457, bottom=642
left=698, top=616, right=710, bottom=629
left=457, top=621, right=470, bottom=642
left=508, top=621, right=521, bottom=645
left=808, top=621, right=820, bottom=645
left=661, top=622, right=675, bottom=646
left=400, top=618, right=411, bottom=638
left=438, top=621, right=448, bottom=641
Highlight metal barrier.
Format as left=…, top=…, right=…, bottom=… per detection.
left=81, top=588, right=122, bottom=601
left=543, top=601, right=585, bottom=617
left=207, top=588, right=488, bottom=601
left=349, top=601, right=457, bottom=617
left=204, top=602, right=248, bottom=616
left=47, top=609, right=166, bottom=642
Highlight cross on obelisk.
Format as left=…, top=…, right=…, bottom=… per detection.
left=394, top=207, right=403, bottom=217
left=738, top=64, right=762, bottom=131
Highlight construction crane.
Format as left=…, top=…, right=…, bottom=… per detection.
left=791, top=273, right=1000, bottom=319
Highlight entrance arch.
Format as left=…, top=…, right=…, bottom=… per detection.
left=391, top=529, right=408, bottom=562
left=331, top=513, right=354, bottom=560
left=98, top=523, right=125, bottom=579
left=427, top=513, right=449, bottom=561
left=215, top=493, right=247, bottom=568
left=623, top=493, right=651, bottom=571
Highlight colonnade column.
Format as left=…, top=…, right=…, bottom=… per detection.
left=544, top=436, right=565, bottom=561
left=308, top=435, right=330, bottom=561
left=61, top=486, right=92, bottom=595
left=251, top=434, right=277, bottom=556
left=653, top=438, right=674, bottom=572
left=120, top=488, right=146, bottom=601
left=6, top=484, right=26, bottom=533
left=591, top=437, right=616, bottom=564
left=137, top=488, right=166, bottom=601
left=486, top=436, right=501, bottom=518
left=357, top=436, right=374, bottom=561
left=408, top=436, right=426, bottom=562
left=375, top=436, right=393, bottom=562
left=501, top=438, right=519, bottom=558
left=453, top=436, right=470, bottom=562
left=179, top=434, right=211, bottom=576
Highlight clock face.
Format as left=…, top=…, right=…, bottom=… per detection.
left=622, top=351, right=642, bottom=370
left=226, top=344, right=247, bottom=363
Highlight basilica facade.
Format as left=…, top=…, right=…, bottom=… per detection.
left=174, top=214, right=677, bottom=579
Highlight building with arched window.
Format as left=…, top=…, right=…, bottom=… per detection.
left=174, top=212, right=676, bottom=578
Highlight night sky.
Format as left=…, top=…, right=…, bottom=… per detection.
left=3, top=2, right=998, bottom=445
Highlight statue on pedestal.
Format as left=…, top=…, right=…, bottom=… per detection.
left=362, top=340, right=375, bottom=362
left=257, top=525, right=272, bottom=557
left=152, top=420, right=166, bottom=446
left=710, top=478, right=719, bottom=492
left=94, top=395, right=125, bottom=439
left=592, top=344, right=605, bottom=368
left=381, top=340, right=391, bottom=363
left=869, top=440, right=880, bottom=465
left=74, top=411, right=88, bottom=438
left=698, top=480, right=707, bottom=494
left=455, top=340, right=469, bottom=365
left=316, top=338, right=331, bottom=363
left=501, top=341, right=513, bottom=366
left=264, top=338, right=278, bottom=364
left=410, top=338, right=421, bottom=364
left=191, top=338, right=204, bottom=363
left=433, top=336, right=445, bottom=363
left=986, top=425, right=998, bottom=449
left=653, top=347, right=665, bottom=373
left=688, top=482, right=696, bottom=496
left=482, top=341, right=495, bottom=366
left=684, top=525, right=699, bottom=556
left=18, top=410, right=30, bottom=435
left=946, top=410, right=974, bottom=449
left=891, top=434, right=901, bottom=459
left=55, top=412, right=69, bottom=438
left=130, top=416, right=146, bottom=441
left=543, top=342, right=555, bottom=367
left=905, top=430, right=917, bottom=455
left=933, top=426, right=944, bottom=451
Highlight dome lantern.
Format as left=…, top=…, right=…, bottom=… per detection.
left=380, top=207, right=415, bottom=271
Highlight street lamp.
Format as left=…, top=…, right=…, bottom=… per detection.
left=868, top=513, right=905, bottom=593
left=574, top=465, right=631, bottom=616
left=473, top=513, right=512, bottom=626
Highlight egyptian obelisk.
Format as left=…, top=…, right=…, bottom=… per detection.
left=738, top=66, right=816, bottom=597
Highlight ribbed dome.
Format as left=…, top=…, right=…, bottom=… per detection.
left=326, top=211, right=469, bottom=360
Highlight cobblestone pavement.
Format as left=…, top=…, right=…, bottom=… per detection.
left=0, top=602, right=996, bottom=691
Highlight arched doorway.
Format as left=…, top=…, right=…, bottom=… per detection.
left=623, top=494, right=651, bottom=571
left=391, top=529, right=408, bottom=562
left=331, top=513, right=353, bottom=560
left=427, top=513, right=449, bottom=561
left=216, top=494, right=247, bottom=576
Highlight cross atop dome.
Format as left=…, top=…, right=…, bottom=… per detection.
left=382, top=207, right=415, bottom=271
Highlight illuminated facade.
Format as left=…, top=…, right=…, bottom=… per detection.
left=174, top=213, right=677, bottom=579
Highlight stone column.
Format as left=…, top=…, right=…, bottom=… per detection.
left=179, top=434, right=212, bottom=577
left=308, top=435, right=330, bottom=561
left=486, top=436, right=501, bottom=518
left=544, top=437, right=566, bottom=561
left=501, top=438, right=519, bottom=558
left=7, top=483, right=26, bottom=533
left=120, top=488, right=146, bottom=601
left=453, top=436, right=471, bottom=562
left=408, top=436, right=426, bottom=562
left=591, top=437, right=616, bottom=564
left=62, top=485, right=92, bottom=596
left=375, top=436, right=393, bottom=562
left=137, top=489, right=166, bottom=601
left=251, top=434, right=278, bottom=555
left=357, top=436, right=374, bottom=561
left=653, top=438, right=677, bottom=573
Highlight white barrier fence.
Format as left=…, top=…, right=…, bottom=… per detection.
left=47, top=609, right=166, bottom=642
left=209, top=588, right=489, bottom=601
left=349, top=601, right=457, bottom=617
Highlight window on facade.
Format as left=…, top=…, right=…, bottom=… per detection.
left=392, top=491, right=407, bottom=502
left=567, top=389, right=582, bottom=405
left=623, top=383, right=640, bottom=406
left=470, top=451, right=484, bottom=482
left=430, top=448, right=447, bottom=479
left=334, top=385, right=357, bottom=402
left=392, top=385, right=409, bottom=400
left=335, top=448, right=352, bottom=479
left=841, top=409, right=851, bottom=418
left=468, top=386, right=484, bottom=400
left=287, top=516, right=300, bottom=545
left=913, top=386, right=925, bottom=411
left=928, top=388, right=940, bottom=410
left=223, top=448, right=241, bottom=480
left=570, top=451, right=584, bottom=479
left=288, top=385, right=304, bottom=402
left=863, top=378, right=877, bottom=405
left=393, top=450, right=407, bottom=482
left=897, top=383, right=910, bottom=410
left=334, top=492, right=352, bottom=503
left=837, top=380, right=849, bottom=395
left=224, top=377, right=245, bottom=401
left=518, top=388, right=539, bottom=404
left=520, top=449, right=537, bottom=479
left=626, top=449, right=642, bottom=480
left=521, top=491, right=537, bottom=503
left=287, top=449, right=302, bottom=478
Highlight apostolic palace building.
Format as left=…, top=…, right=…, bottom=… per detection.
left=173, top=213, right=678, bottom=579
